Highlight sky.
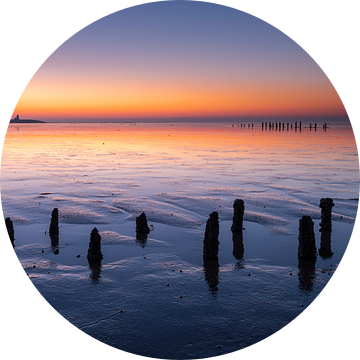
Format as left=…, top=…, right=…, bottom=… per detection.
left=12, top=0, right=348, bottom=122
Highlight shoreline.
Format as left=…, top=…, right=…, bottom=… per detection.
left=10, top=119, right=46, bottom=123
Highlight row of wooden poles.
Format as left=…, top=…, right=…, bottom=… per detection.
left=5, top=198, right=335, bottom=263
left=232, top=121, right=329, bottom=131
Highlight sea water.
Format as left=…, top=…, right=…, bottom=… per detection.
left=1, top=121, right=358, bottom=358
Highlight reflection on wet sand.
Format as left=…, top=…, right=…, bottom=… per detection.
left=88, top=259, right=102, bottom=283
left=319, top=230, right=333, bottom=259
left=50, top=233, right=59, bottom=255
left=234, top=260, right=245, bottom=270
left=232, top=231, right=244, bottom=260
left=298, top=258, right=316, bottom=293
left=203, top=256, right=219, bottom=297
left=136, top=232, right=148, bottom=248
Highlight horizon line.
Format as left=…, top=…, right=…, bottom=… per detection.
left=11, top=114, right=350, bottom=123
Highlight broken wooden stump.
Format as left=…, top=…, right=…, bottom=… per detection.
left=49, top=208, right=59, bottom=235
left=203, top=212, right=219, bottom=258
left=298, top=215, right=317, bottom=260
left=231, top=199, right=244, bottom=233
left=319, top=198, right=334, bottom=232
left=136, top=212, right=150, bottom=235
left=87, top=227, right=103, bottom=260
left=5, top=217, right=15, bottom=247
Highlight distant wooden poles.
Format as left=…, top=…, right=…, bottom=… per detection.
left=5, top=217, right=15, bottom=247
left=235, top=121, right=325, bottom=131
left=203, top=212, right=219, bottom=258
left=87, top=228, right=103, bottom=260
left=319, top=198, right=334, bottom=232
left=298, top=215, right=317, bottom=260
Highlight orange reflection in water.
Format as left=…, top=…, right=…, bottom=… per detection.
left=2, top=123, right=357, bottom=163
left=0, top=123, right=360, bottom=210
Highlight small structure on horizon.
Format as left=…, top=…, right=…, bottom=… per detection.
left=5, top=217, right=15, bottom=247
left=203, top=212, right=219, bottom=258
left=298, top=215, right=317, bottom=260
left=87, top=228, right=103, bottom=260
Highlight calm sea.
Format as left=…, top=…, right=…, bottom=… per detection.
left=1, top=121, right=358, bottom=358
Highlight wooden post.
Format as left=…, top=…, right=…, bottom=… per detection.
left=203, top=212, right=219, bottom=258
left=5, top=217, right=15, bottom=247
left=319, top=198, right=334, bottom=232
left=49, top=208, right=59, bottom=235
left=231, top=199, right=244, bottom=233
left=136, top=212, right=150, bottom=235
left=298, top=215, right=317, bottom=260
left=87, top=228, right=103, bottom=260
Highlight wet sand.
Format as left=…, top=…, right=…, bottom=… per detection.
left=12, top=215, right=350, bottom=358
left=1, top=122, right=358, bottom=358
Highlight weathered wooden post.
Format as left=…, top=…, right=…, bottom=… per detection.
left=49, top=208, right=59, bottom=235
left=319, top=198, right=334, bottom=231
left=5, top=217, right=15, bottom=247
left=49, top=208, right=59, bottom=253
left=203, top=212, right=219, bottom=258
left=231, top=199, right=244, bottom=233
left=87, top=228, right=103, bottom=260
left=231, top=199, right=245, bottom=259
left=136, top=212, right=150, bottom=236
left=298, top=215, right=317, bottom=260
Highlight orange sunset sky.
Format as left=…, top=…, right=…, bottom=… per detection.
left=12, top=1, right=347, bottom=122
